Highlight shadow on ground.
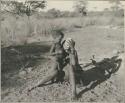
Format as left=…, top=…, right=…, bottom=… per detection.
left=75, top=55, right=122, bottom=98
left=1, top=42, right=51, bottom=89
left=36, top=55, right=122, bottom=95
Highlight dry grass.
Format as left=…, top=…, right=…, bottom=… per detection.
left=1, top=25, right=124, bottom=102
left=1, top=13, right=124, bottom=47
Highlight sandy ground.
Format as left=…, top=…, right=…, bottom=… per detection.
left=1, top=26, right=125, bottom=102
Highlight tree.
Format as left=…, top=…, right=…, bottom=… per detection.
left=1, top=1, right=26, bottom=16
left=25, top=0, right=46, bottom=18
left=47, top=8, right=61, bottom=18
left=109, top=0, right=122, bottom=11
left=73, top=0, right=88, bottom=16
left=1, top=0, right=46, bottom=18
left=109, top=0, right=124, bottom=17
left=1, top=0, right=46, bottom=41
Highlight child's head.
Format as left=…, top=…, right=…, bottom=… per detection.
left=51, top=30, right=64, bottom=43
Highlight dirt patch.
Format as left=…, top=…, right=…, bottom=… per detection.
left=1, top=26, right=125, bottom=102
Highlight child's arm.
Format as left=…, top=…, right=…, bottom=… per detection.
left=49, top=43, right=60, bottom=56
left=49, top=43, right=63, bottom=56
left=50, top=50, right=63, bottom=56
left=50, top=43, right=56, bottom=54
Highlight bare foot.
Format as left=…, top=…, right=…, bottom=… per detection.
left=72, top=93, right=78, bottom=101
left=26, top=86, right=36, bottom=95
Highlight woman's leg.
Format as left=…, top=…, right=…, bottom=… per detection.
left=69, top=65, right=77, bottom=98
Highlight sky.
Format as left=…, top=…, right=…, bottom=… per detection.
left=43, top=0, right=125, bottom=11
left=15, top=0, right=125, bottom=11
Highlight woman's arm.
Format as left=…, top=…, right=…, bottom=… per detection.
left=75, top=51, right=79, bottom=65
left=69, top=49, right=77, bottom=66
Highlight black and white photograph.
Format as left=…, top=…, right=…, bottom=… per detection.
left=1, top=0, right=125, bottom=102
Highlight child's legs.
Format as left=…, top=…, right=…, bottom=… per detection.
left=34, top=61, right=59, bottom=88
left=69, top=65, right=76, bottom=97
left=37, top=70, right=58, bottom=86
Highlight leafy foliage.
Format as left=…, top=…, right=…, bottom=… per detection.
left=73, top=0, right=88, bottom=16
left=109, top=0, right=123, bottom=11
left=47, top=8, right=61, bottom=18
left=1, top=0, right=46, bottom=16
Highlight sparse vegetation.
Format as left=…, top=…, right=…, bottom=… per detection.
left=1, top=0, right=125, bottom=102
left=1, top=10, right=124, bottom=47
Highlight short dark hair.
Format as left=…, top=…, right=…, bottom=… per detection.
left=51, top=30, right=64, bottom=39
